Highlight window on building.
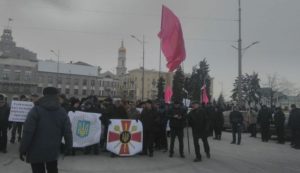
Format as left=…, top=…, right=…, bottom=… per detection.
left=14, top=86, right=19, bottom=93
left=91, top=90, right=95, bottom=95
left=91, top=80, right=95, bottom=86
left=57, top=77, right=62, bottom=84
left=82, top=89, right=87, bottom=95
left=15, top=71, right=21, bottom=81
left=74, top=89, right=78, bottom=95
left=2, top=72, right=9, bottom=80
left=74, top=79, right=79, bottom=85
left=66, top=78, right=71, bottom=85
left=83, top=79, right=87, bottom=86
left=39, top=76, right=44, bottom=82
left=24, top=71, right=31, bottom=81
left=48, top=76, right=53, bottom=83
left=65, top=88, right=70, bottom=95
left=37, top=87, right=43, bottom=94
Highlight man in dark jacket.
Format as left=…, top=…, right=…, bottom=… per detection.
left=140, top=100, right=159, bottom=157
left=229, top=106, right=243, bottom=145
left=288, top=104, right=300, bottom=149
left=0, top=94, right=10, bottom=153
left=80, top=96, right=102, bottom=155
left=274, top=107, right=285, bottom=144
left=212, top=106, right=224, bottom=140
left=168, top=101, right=186, bottom=158
left=188, top=101, right=210, bottom=162
left=19, top=87, right=73, bottom=173
left=257, top=105, right=272, bottom=142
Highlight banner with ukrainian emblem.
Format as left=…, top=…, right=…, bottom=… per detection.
left=107, top=119, right=143, bottom=156
left=68, top=111, right=101, bottom=148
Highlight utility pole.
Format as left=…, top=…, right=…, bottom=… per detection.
left=234, top=0, right=259, bottom=108
left=131, top=35, right=145, bottom=101
left=142, top=35, right=145, bottom=101
left=237, top=0, right=242, bottom=108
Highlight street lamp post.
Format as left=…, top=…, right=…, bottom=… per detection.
left=131, top=35, right=145, bottom=101
left=234, top=0, right=260, bottom=108
left=232, top=40, right=259, bottom=107
left=50, top=50, right=60, bottom=88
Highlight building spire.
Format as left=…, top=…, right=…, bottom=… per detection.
left=6, top=18, right=13, bottom=30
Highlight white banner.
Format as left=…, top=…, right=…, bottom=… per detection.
left=9, top=101, right=34, bottom=122
left=107, top=119, right=143, bottom=156
left=68, top=111, right=102, bottom=148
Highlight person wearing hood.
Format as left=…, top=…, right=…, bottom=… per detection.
left=19, top=87, right=73, bottom=173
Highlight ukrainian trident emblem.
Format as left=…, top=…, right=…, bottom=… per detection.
left=76, top=120, right=90, bottom=138
left=107, top=120, right=142, bottom=156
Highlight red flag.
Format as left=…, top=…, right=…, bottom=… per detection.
left=164, top=85, right=173, bottom=104
left=158, top=5, right=186, bottom=72
left=201, top=84, right=209, bottom=105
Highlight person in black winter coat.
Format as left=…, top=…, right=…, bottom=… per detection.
left=0, top=94, right=10, bottom=153
left=19, top=87, right=72, bottom=173
left=140, top=100, right=160, bottom=157
left=188, top=101, right=210, bottom=162
left=212, top=106, right=224, bottom=140
left=274, top=107, right=285, bottom=144
left=80, top=96, right=103, bottom=155
left=168, top=101, right=186, bottom=158
left=288, top=104, right=300, bottom=149
left=229, top=107, right=243, bottom=145
left=257, top=105, right=272, bottom=142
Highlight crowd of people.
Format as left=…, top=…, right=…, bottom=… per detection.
left=0, top=87, right=300, bottom=173
left=229, top=104, right=300, bottom=149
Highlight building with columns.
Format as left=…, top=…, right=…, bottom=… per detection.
left=119, top=68, right=173, bottom=101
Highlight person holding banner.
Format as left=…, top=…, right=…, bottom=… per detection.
left=10, top=95, right=27, bottom=144
left=19, top=87, right=72, bottom=173
left=81, top=96, right=102, bottom=155
left=0, top=94, right=10, bottom=153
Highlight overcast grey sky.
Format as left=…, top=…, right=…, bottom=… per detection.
left=1, top=0, right=299, bottom=99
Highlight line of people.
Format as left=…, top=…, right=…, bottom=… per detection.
left=229, top=104, right=300, bottom=149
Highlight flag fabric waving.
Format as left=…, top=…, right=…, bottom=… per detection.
left=201, top=84, right=209, bottom=105
left=158, top=5, right=186, bottom=72
left=164, top=85, right=173, bottom=104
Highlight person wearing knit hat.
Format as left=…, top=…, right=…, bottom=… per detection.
left=42, top=87, right=59, bottom=96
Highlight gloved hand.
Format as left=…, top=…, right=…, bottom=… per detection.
left=20, top=152, right=26, bottom=161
